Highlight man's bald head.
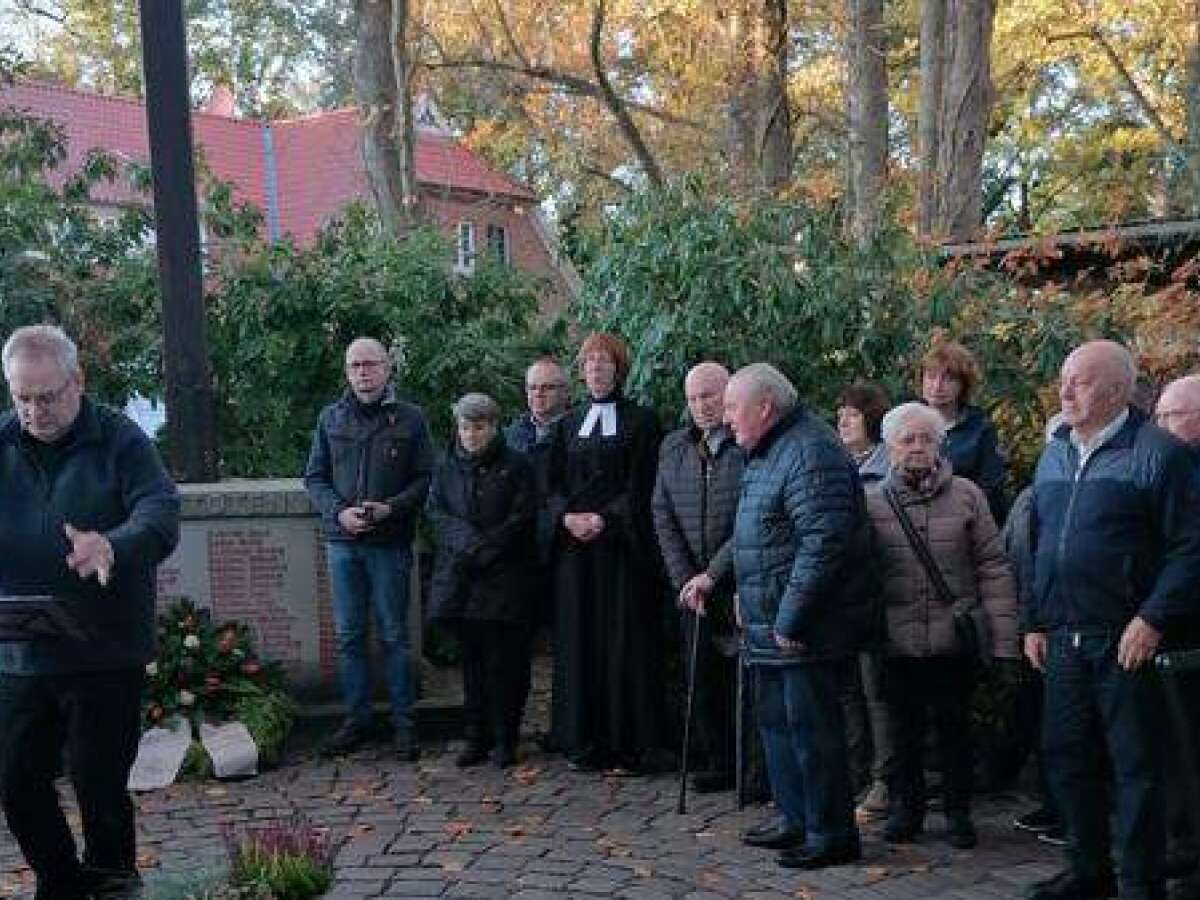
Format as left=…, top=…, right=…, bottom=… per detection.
left=684, top=361, right=730, bottom=431
left=1059, top=340, right=1137, bottom=440
left=1156, top=375, right=1200, bottom=446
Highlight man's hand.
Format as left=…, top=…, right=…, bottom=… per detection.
left=1024, top=632, right=1048, bottom=672
left=563, top=513, right=605, bottom=542
left=679, top=572, right=715, bottom=613
left=64, top=523, right=114, bottom=586
left=360, top=500, right=391, bottom=523
left=1117, top=616, right=1161, bottom=671
left=774, top=632, right=805, bottom=652
left=337, top=506, right=374, bottom=535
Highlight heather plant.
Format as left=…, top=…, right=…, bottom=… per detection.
left=222, top=817, right=335, bottom=899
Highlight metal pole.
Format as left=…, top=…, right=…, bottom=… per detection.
left=138, top=0, right=218, bottom=482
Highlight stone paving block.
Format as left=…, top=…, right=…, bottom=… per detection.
left=379, top=878, right=451, bottom=897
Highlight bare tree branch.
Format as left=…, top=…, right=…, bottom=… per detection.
left=588, top=0, right=664, bottom=186
left=490, top=0, right=531, bottom=70
left=423, top=56, right=703, bottom=129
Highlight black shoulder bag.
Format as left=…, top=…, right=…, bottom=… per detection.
left=882, top=485, right=991, bottom=667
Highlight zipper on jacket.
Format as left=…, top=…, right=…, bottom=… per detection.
left=1055, top=443, right=1091, bottom=630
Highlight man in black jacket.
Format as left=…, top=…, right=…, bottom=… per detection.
left=652, top=361, right=743, bottom=793
left=0, top=325, right=179, bottom=900
left=725, top=363, right=875, bottom=871
left=304, top=337, right=434, bottom=759
left=1024, top=341, right=1200, bottom=900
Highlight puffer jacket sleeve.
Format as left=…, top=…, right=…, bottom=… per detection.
left=652, top=439, right=697, bottom=594
left=964, top=480, right=1020, bottom=659
left=1137, top=441, right=1200, bottom=631
left=774, top=441, right=856, bottom=640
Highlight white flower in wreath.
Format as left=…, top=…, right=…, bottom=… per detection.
left=232, top=648, right=246, bottom=660
left=179, top=690, right=196, bottom=707
left=183, top=634, right=201, bottom=651
left=145, top=661, right=158, bottom=677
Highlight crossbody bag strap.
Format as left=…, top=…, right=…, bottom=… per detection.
left=883, top=485, right=958, bottom=607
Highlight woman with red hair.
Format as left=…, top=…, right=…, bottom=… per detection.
left=546, top=332, right=665, bottom=772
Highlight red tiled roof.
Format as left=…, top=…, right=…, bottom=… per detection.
left=0, top=80, right=535, bottom=242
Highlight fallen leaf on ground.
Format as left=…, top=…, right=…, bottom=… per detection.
left=444, top=820, right=472, bottom=839
left=204, top=787, right=228, bottom=797
left=863, top=865, right=890, bottom=884
left=502, top=824, right=526, bottom=838
left=136, top=851, right=159, bottom=869
left=352, top=823, right=374, bottom=836
left=633, top=865, right=653, bottom=878
left=512, top=765, right=541, bottom=784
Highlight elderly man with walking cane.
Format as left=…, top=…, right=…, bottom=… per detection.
left=652, top=362, right=744, bottom=808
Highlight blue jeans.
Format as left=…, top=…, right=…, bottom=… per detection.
left=754, top=661, right=858, bottom=852
left=326, top=541, right=414, bottom=735
left=1043, top=630, right=1165, bottom=895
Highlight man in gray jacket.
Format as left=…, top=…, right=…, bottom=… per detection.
left=304, top=337, right=433, bottom=759
left=652, top=362, right=743, bottom=793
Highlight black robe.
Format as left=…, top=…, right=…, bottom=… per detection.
left=547, top=395, right=664, bottom=767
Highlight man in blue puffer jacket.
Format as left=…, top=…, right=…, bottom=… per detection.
left=724, top=363, right=878, bottom=871
left=1023, top=341, right=1200, bottom=900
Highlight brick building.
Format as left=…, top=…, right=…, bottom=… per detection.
left=1, top=80, right=578, bottom=306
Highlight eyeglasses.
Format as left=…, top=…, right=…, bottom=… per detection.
left=527, top=383, right=566, bottom=393
left=11, top=380, right=74, bottom=409
left=1155, top=408, right=1200, bottom=424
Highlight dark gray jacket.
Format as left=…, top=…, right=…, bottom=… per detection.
left=651, top=425, right=743, bottom=594
left=304, top=386, right=433, bottom=544
left=733, top=407, right=878, bottom=665
left=0, top=399, right=180, bottom=675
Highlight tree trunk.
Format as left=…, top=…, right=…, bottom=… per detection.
left=390, top=0, right=419, bottom=226
left=353, top=0, right=413, bottom=232
left=724, top=0, right=793, bottom=192
left=934, top=0, right=995, bottom=241
left=917, top=0, right=945, bottom=239
left=847, top=0, right=887, bottom=244
left=1185, top=0, right=1200, bottom=215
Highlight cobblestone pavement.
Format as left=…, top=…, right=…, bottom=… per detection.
left=0, top=739, right=1062, bottom=899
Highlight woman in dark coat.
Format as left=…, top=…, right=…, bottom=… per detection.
left=918, top=333, right=1008, bottom=523
left=428, top=393, right=535, bottom=768
left=547, top=332, right=664, bottom=772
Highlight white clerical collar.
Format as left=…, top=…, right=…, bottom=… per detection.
left=579, top=401, right=618, bottom=438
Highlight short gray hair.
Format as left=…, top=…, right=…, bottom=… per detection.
left=881, top=402, right=947, bottom=446
left=3, top=324, right=79, bottom=381
left=451, top=392, right=500, bottom=423
left=731, top=363, right=797, bottom=414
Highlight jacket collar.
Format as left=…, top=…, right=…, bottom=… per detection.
left=748, top=407, right=803, bottom=459
left=690, top=423, right=736, bottom=456
left=1052, top=405, right=1145, bottom=454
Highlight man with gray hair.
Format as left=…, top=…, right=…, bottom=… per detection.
left=1023, top=341, right=1200, bottom=900
left=652, top=361, right=743, bottom=793
left=0, top=324, right=179, bottom=899
left=724, top=363, right=877, bottom=869
left=305, top=337, right=434, bottom=760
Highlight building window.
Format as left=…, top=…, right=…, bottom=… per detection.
left=486, top=224, right=510, bottom=266
left=455, top=221, right=476, bottom=273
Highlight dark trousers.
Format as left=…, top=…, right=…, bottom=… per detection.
left=841, top=651, right=895, bottom=793
left=1166, top=669, right=1200, bottom=863
left=679, top=612, right=736, bottom=778
left=882, top=655, right=976, bottom=821
left=1043, top=631, right=1165, bottom=895
left=754, top=661, right=858, bottom=851
left=0, top=669, right=144, bottom=899
left=458, top=621, right=527, bottom=751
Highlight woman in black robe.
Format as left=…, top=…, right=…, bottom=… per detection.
left=547, top=332, right=664, bottom=772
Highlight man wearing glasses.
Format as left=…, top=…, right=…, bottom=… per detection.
left=0, top=324, right=179, bottom=899
left=506, top=358, right=570, bottom=726
left=305, top=337, right=433, bottom=759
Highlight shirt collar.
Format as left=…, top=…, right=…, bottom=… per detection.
left=1070, top=407, right=1129, bottom=463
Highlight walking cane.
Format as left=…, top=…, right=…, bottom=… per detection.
left=677, top=606, right=702, bottom=814
left=735, top=651, right=746, bottom=810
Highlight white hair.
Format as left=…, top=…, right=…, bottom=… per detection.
left=730, top=363, right=797, bottom=414
left=881, top=402, right=947, bottom=446
left=451, top=392, right=500, bottom=423
left=3, top=324, right=79, bottom=381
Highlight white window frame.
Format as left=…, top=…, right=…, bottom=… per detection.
left=455, top=221, right=476, bottom=273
